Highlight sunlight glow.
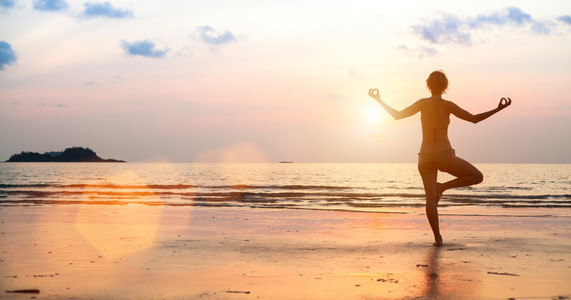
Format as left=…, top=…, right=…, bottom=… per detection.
left=365, top=110, right=384, bottom=125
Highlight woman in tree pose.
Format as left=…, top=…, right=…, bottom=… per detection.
left=368, top=70, right=511, bottom=246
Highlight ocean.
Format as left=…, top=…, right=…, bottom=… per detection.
left=0, top=163, right=569, bottom=214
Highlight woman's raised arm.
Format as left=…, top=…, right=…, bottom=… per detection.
left=368, top=88, right=422, bottom=120
left=450, top=97, right=512, bottom=124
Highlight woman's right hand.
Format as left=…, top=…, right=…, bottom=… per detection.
left=368, top=88, right=381, bottom=101
left=498, top=97, right=512, bottom=110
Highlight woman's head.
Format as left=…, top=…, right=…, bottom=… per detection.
left=426, top=70, right=448, bottom=95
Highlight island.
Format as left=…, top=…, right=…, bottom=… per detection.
left=5, top=147, right=125, bottom=162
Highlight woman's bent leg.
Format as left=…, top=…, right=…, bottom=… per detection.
left=438, top=155, right=483, bottom=194
left=418, top=161, right=442, bottom=246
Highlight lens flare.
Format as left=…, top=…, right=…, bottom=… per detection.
left=75, top=171, right=162, bottom=259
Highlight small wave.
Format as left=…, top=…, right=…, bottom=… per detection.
left=1, top=182, right=570, bottom=210
left=446, top=193, right=571, bottom=200
left=0, top=183, right=352, bottom=191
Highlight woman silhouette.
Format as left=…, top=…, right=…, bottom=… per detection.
left=369, top=70, right=511, bottom=246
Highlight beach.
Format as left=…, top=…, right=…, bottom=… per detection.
left=1, top=204, right=570, bottom=299
left=2, top=0, right=570, bottom=298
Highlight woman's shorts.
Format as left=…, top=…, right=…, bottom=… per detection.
left=418, top=149, right=455, bottom=170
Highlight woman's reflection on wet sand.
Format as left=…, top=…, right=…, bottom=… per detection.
left=423, top=246, right=442, bottom=298
left=419, top=245, right=479, bottom=299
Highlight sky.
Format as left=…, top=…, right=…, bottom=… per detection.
left=1, top=0, right=570, bottom=163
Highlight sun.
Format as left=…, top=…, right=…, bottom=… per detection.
left=364, top=110, right=383, bottom=124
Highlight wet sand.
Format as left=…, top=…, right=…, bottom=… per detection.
left=1, top=205, right=570, bottom=299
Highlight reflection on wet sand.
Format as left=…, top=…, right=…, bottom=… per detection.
left=423, top=246, right=442, bottom=298
left=418, top=244, right=480, bottom=299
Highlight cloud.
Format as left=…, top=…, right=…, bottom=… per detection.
left=326, top=93, right=351, bottom=102
left=196, top=26, right=237, bottom=45
left=531, top=21, right=553, bottom=35
left=84, top=81, right=95, bottom=86
left=81, top=2, right=133, bottom=19
left=558, top=15, right=571, bottom=25
left=0, top=0, right=15, bottom=9
left=37, top=103, right=67, bottom=108
left=174, top=45, right=193, bottom=57
left=412, top=14, right=470, bottom=45
left=470, top=7, right=552, bottom=35
left=0, top=41, right=17, bottom=70
left=33, top=0, right=68, bottom=12
left=469, top=7, right=531, bottom=28
left=412, top=7, right=557, bottom=45
left=111, top=75, right=124, bottom=84
left=120, top=40, right=168, bottom=58
left=397, top=45, right=437, bottom=58
left=349, top=69, right=361, bottom=80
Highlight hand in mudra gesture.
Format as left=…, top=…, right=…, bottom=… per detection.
left=368, top=88, right=381, bottom=101
left=498, top=97, right=512, bottom=110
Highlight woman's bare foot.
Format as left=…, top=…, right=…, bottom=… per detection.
left=436, top=183, right=444, bottom=204
left=433, top=234, right=443, bottom=247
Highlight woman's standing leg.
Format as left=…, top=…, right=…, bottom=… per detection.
left=418, top=161, right=442, bottom=246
